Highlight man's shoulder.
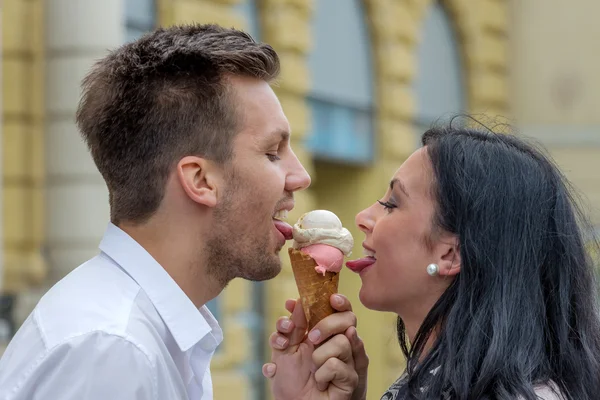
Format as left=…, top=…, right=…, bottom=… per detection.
left=33, top=254, right=143, bottom=349
left=0, top=327, right=160, bottom=399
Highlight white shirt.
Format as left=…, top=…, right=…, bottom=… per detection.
left=0, top=223, right=223, bottom=400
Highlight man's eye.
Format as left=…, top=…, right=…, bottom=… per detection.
left=266, top=154, right=281, bottom=162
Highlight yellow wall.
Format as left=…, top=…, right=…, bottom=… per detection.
left=509, top=0, right=600, bottom=226
left=1, top=0, right=46, bottom=295
left=510, top=0, right=600, bottom=125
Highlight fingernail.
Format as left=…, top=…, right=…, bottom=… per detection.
left=276, top=336, right=288, bottom=347
left=266, top=364, right=276, bottom=376
left=308, top=329, right=321, bottom=343
left=333, top=295, right=344, bottom=306
left=281, top=319, right=291, bottom=330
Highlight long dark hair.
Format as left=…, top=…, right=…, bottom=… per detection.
left=397, top=122, right=600, bottom=399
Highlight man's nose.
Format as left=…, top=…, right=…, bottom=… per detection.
left=285, top=151, right=311, bottom=192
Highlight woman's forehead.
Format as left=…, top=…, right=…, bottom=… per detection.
left=392, top=148, right=432, bottom=191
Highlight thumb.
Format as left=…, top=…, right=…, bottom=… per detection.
left=286, top=298, right=308, bottom=349
left=262, top=363, right=277, bottom=378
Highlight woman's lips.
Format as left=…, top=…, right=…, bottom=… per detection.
left=346, top=257, right=376, bottom=273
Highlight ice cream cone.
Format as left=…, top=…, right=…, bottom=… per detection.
left=288, top=247, right=339, bottom=331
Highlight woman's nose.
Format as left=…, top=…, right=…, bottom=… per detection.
left=355, top=206, right=374, bottom=234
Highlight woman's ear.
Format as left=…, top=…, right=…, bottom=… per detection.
left=176, top=156, right=219, bottom=208
left=437, top=236, right=461, bottom=277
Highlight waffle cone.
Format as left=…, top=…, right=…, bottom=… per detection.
left=288, top=247, right=340, bottom=331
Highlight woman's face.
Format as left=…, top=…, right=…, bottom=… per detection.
left=349, top=148, right=458, bottom=317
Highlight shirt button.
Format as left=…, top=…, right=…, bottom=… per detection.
left=198, top=339, right=214, bottom=352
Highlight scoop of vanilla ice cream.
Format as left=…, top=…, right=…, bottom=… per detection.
left=292, top=210, right=354, bottom=256
left=298, top=210, right=343, bottom=230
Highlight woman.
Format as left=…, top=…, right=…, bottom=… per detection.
left=264, top=124, right=600, bottom=399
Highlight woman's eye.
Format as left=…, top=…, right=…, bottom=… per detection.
left=266, top=153, right=281, bottom=162
left=377, top=200, right=397, bottom=212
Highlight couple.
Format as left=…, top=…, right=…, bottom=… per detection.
left=0, top=24, right=599, bottom=400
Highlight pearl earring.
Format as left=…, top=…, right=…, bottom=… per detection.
left=426, top=263, right=439, bottom=276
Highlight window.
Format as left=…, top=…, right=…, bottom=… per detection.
left=235, top=0, right=260, bottom=40
left=307, top=0, right=374, bottom=164
left=414, top=2, right=466, bottom=140
left=125, top=0, right=156, bottom=43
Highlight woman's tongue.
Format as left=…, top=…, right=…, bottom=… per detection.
left=273, top=220, right=293, bottom=240
left=346, top=257, right=376, bottom=273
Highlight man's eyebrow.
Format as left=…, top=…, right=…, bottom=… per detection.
left=390, top=178, right=409, bottom=197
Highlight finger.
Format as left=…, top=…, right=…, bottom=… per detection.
left=345, top=326, right=369, bottom=373
left=262, top=363, right=276, bottom=378
left=276, top=316, right=295, bottom=334
left=307, top=311, right=357, bottom=346
left=312, top=334, right=354, bottom=371
left=286, top=298, right=308, bottom=348
left=269, top=332, right=289, bottom=350
left=285, top=298, right=297, bottom=314
left=329, top=294, right=353, bottom=312
left=314, top=358, right=359, bottom=394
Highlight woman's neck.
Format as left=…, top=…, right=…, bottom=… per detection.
left=401, top=308, right=440, bottom=362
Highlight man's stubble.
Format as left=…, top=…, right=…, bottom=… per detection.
left=204, top=170, right=282, bottom=288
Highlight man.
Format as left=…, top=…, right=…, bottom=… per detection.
left=0, top=24, right=312, bottom=399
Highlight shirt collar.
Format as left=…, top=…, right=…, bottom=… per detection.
left=99, top=222, right=222, bottom=352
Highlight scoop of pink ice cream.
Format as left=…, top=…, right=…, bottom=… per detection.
left=300, top=244, right=344, bottom=276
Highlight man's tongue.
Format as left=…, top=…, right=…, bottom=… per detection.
left=273, top=220, right=293, bottom=240
left=346, top=257, right=376, bottom=273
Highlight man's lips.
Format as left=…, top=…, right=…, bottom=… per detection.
left=273, top=220, right=293, bottom=240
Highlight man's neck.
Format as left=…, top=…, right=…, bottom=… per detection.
left=119, top=221, right=224, bottom=309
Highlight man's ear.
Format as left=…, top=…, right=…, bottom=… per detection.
left=176, top=156, right=220, bottom=208
left=437, top=236, right=461, bottom=277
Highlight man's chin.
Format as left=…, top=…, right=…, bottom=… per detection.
left=249, top=261, right=282, bottom=282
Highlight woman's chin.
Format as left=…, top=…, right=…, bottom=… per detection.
left=358, top=286, right=388, bottom=312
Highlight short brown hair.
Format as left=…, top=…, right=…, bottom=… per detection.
left=76, top=24, right=280, bottom=224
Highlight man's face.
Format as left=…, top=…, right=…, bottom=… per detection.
left=206, top=76, right=311, bottom=286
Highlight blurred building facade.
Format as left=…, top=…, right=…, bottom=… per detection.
left=1, top=0, right=598, bottom=399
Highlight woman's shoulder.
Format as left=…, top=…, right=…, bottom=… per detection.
left=380, top=373, right=564, bottom=400
left=532, top=381, right=565, bottom=400
left=380, top=372, right=408, bottom=400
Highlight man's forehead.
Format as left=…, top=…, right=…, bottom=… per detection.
left=237, top=124, right=291, bottom=147
left=251, top=125, right=290, bottom=142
